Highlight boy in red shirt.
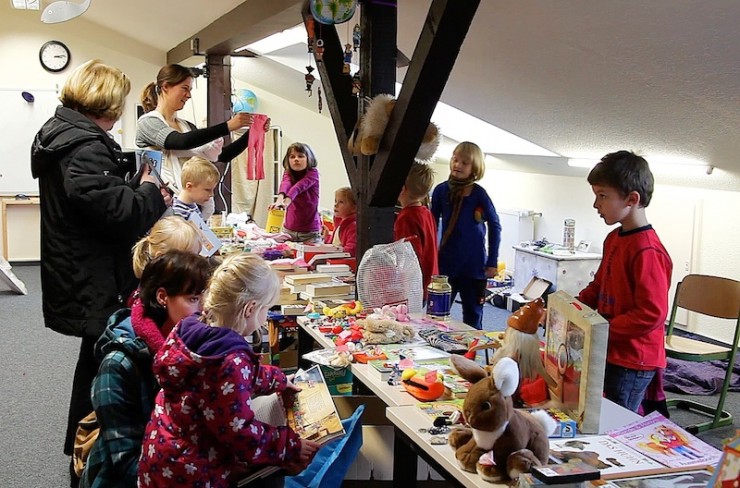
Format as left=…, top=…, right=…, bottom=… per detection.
left=577, top=150, right=673, bottom=413
left=394, top=162, right=439, bottom=301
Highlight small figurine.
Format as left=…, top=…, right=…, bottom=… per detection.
left=304, top=65, right=316, bottom=96
left=342, top=43, right=353, bottom=74
left=314, top=38, right=325, bottom=62
left=352, top=23, right=361, bottom=51
left=317, top=86, right=323, bottom=114
left=306, top=17, right=316, bottom=53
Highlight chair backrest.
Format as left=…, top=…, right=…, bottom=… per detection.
left=675, top=274, right=740, bottom=320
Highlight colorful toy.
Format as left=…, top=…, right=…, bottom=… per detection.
left=356, top=316, right=414, bottom=345
left=323, top=300, right=363, bottom=319
left=402, top=368, right=445, bottom=401
left=448, top=356, right=556, bottom=482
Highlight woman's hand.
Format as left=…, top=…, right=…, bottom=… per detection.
left=263, top=117, right=271, bottom=132
left=140, top=164, right=159, bottom=186
left=485, top=266, right=497, bottom=279
left=160, top=187, right=173, bottom=207
left=227, top=112, right=253, bottom=132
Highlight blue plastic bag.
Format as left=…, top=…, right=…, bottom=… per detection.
left=285, top=404, right=365, bottom=488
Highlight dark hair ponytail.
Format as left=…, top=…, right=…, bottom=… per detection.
left=139, top=64, right=194, bottom=114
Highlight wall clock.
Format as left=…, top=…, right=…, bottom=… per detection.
left=39, top=40, right=71, bottom=73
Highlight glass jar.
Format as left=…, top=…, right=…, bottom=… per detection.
left=426, top=275, right=452, bottom=321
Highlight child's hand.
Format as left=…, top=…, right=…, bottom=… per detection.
left=269, top=194, right=285, bottom=210
left=298, top=439, right=321, bottom=464
left=282, top=378, right=301, bottom=408
left=282, top=196, right=292, bottom=208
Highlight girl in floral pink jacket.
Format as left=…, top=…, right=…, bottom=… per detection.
left=138, top=254, right=320, bottom=487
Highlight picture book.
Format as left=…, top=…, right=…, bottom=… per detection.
left=416, top=399, right=465, bottom=423
left=547, top=435, right=667, bottom=480
left=186, top=211, right=222, bottom=257
left=544, top=291, right=609, bottom=434
left=237, top=365, right=344, bottom=486
left=526, top=407, right=578, bottom=438
left=707, top=431, right=740, bottom=488
left=531, top=460, right=601, bottom=483
left=365, top=345, right=450, bottom=380
left=134, top=149, right=165, bottom=187
left=602, top=469, right=713, bottom=487
left=607, top=411, right=723, bottom=470
left=518, top=472, right=589, bottom=488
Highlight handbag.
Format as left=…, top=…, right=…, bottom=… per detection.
left=72, top=411, right=99, bottom=477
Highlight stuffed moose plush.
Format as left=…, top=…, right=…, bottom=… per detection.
left=448, top=355, right=556, bottom=482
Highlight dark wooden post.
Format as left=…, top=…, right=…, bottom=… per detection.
left=355, top=0, right=397, bottom=260
left=206, top=54, right=232, bottom=212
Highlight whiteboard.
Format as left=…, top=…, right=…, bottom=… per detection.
left=0, top=89, right=60, bottom=194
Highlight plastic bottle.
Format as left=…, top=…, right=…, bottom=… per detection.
left=426, top=275, right=452, bottom=321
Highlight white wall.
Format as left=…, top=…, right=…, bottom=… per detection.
left=0, top=4, right=163, bottom=151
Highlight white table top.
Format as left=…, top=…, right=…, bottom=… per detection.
left=386, top=398, right=642, bottom=488
left=513, top=245, right=602, bottom=261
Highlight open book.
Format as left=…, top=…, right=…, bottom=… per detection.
left=237, top=365, right=345, bottom=486
left=186, top=211, right=222, bottom=258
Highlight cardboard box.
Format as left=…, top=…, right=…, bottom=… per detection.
left=506, top=276, right=552, bottom=312
left=320, top=364, right=354, bottom=396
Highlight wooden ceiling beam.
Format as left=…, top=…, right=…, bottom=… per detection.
left=300, top=7, right=358, bottom=187
left=368, top=0, right=481, bottom=207
left=167, top=0, right=304, bottom=64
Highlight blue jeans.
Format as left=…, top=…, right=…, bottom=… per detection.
left=448, top=276, right=488, bottom=330
left=603, top=363, right=656, bottom=413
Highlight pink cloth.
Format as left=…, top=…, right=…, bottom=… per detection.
left=246, top=114, right=267, bottom=180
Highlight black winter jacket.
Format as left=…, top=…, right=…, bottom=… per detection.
left=31, top=106, right=166, bottom=338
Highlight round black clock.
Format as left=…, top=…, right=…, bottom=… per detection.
left=39, top=40, right=71, bottom=73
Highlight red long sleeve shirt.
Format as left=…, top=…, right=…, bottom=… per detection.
left=577, top=225, right=673, bottom=370
left=393, top=205, right=439, bottom=299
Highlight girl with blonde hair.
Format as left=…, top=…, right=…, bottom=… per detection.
left=131, top=216, right=201, bottom=279
left=139, top=253, right=320, bottom=487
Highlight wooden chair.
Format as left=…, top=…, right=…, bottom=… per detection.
left=664, top=274, right=740, bottom=433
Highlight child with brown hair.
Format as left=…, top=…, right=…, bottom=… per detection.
left=171, top=157, right=220, bottom=220
left=394, top=162, right=439, bottom=300
left=577, top=150, right=672, bottom=412
left=272, top=142, right=321, bottom=243
left=139, top=253, right=320, bottom=487
left=324, top=186, right=357, bottom=257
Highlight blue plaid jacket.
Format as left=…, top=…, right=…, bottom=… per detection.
left=79, top=309, right=159, bottom=488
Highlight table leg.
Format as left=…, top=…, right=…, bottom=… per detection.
left=393, top=427, right=418, bottom=488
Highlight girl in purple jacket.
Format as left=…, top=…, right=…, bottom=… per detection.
left=272, top=143, right=321, bottom=243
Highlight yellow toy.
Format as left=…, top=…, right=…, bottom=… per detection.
left=322, top=300, right=363, bottom=319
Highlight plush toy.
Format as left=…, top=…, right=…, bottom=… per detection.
left=348, top=93, right=440, bottom=161
left=448, top=355, right=556, bottom=482
left=323, top=300, right=363, bottom=319
left=356, top=316, right=415, bottom=344
left=490, top=297, right=555, bottom=407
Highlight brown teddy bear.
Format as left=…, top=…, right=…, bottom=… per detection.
left=348, top=93, right=440, bottom=161
left=356, top=316, right=415, bottom=344
left=448, top=355, right=556, bottom=482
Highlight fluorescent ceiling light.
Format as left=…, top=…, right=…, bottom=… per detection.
left=238, top=25, right=306, bottom=55
left=568, top=156, right=712, bottom=175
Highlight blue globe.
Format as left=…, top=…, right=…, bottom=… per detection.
left=233, top=89, right=258, bottom=113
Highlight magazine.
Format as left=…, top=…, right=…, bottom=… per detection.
left=547, top=435, right=667, bottom=480
left=602, top=469, right=713, bottom=487
left=237, top=365, right=345, bottom=486
left=415, top=399, right=465, bottom=423
left=607, top=411, right=723, bottom=470
left=544, top=291, right=609, bottom=434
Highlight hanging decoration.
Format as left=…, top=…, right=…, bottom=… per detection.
left=352, top=23, right=361, bottom=51
left=306, top=17, right=316, bottom=53
left=309, top=0, right=358, bottom=25
left=315, top=39, right=325, bottom=62
left=343, top=43, right=353, bottom=74
left=317, top=86, right=323, bottom=114
left=305, top=65, right=316, bottom=96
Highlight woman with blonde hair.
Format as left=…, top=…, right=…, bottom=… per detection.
left=31, top=59, right=170, bottom=485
